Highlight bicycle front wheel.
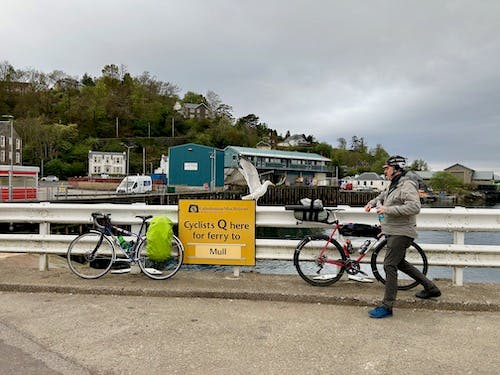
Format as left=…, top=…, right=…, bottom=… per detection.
left=67, top=232, right=115, bottom=279
left=137, top=235, right=184, bottom=280
left=370, top=239, right=428, bottom=290
left=293, top=235, right=346, bottom=286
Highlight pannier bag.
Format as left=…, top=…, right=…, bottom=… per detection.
left=339, top=223, right=381, bottom=238
left=146, top=216, right=173, bottom=261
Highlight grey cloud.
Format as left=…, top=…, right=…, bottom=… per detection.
left=2, top=0, right=500, bottom=172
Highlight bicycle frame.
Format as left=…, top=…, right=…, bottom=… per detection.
left=68, top=212, right=184, bottom=280
left=322, top=223, right=385, bottom=268
left=292, top=207, right=429, bottom=289
left=100, top=221, right=148, bottom=262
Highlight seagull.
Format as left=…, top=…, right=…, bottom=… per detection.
left=238, top=157, right=274, bottom=201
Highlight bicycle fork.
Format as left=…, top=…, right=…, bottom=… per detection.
left=87, top=232, right=105, bottom=262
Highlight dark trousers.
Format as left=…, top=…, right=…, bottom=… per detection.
left=382, top=235, right=437, bottom=309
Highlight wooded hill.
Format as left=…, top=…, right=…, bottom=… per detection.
left=1, top=62, right=408, bottom=178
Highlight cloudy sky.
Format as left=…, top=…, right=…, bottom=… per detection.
left=2, top=1, right=500, bottom=173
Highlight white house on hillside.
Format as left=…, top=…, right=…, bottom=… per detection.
left=88, top=151, right=126, bottom=177
left=277, top=134, right=310, bottom=147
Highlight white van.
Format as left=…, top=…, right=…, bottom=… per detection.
left=116, top=176, right=153, bottom=194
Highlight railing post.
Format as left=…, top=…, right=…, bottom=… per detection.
left=39, top=222, right=50, bottom=271
left=452, top=267, right=464, bottom=286
left=452, top=231, right=465, bottom=286
left=232, top=266, right=240, bottom=278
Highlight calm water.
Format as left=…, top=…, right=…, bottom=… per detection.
left=188, top=204, right=500, bottom=284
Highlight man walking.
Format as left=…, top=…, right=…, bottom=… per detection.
left=364, top=155, right=441, bottom=319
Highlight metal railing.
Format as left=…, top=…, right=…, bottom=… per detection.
left=0, top=202, right=499, bottom=286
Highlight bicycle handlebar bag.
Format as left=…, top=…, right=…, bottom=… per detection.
left=146, top=216, right=173, bottom=261
left=339, top=223, right=381, bottom=238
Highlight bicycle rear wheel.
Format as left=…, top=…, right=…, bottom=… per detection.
left=67, top=232, right=115, bottom=279
left=293, top=235, right=346, bottom=286
left=137, top=235, right=184, bottom=280
left=370, top=239, right=428, bottom=290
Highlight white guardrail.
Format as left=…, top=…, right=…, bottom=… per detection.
left=0, top=202, right=499, bottom=286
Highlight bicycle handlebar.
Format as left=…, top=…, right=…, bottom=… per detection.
left=91, top=212, right=111, bottom=231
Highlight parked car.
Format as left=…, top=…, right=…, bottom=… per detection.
left=41, top=175, right=59, bottom=182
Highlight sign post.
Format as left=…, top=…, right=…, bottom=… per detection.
left=179, top=199, right=256, bottom=267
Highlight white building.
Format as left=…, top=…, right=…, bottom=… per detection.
left=350, top=172, right=388, bottom=192
left=277, top=134, right=310, bottom=148
left=88, top=151, right=126, bottom=177
left=154, top=154, right=169, bottom=174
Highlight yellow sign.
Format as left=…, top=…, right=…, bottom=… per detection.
left=178, top=199, right=256, bottom=266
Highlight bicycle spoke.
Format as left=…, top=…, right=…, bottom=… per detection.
left=67, top=232, right=114, bottom=279
left=294, top=236, right=346, bottom=286
left=371, top=240, right=428, bottom=290
left=137, top=236, right=184, bottom=280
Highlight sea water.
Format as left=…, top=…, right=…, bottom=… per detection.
left=185, top=204, right=500, bottom=284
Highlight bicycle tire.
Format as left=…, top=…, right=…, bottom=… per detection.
left=137, top=234, right=184, bottom=280
left=370, top=238, right=429, bottom=290
left=293, top=235, right=346, bottom=286
left=67, top=231, right=115, bottom=279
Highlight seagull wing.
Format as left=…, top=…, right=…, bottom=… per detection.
left=242, top=181, right=273, bottom=200
left=238, top=157, right=262, bottom=193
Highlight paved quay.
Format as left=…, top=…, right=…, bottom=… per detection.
left=0, top=254, right=499, bottom=312
left=1, top=254, right=500, bottom=374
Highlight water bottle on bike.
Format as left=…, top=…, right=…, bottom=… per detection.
left=117, top=235, right=130, bottom=253
left=358, top=239, right=371, bottom=254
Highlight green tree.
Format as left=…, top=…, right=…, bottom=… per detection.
left=337, top=137, right=347, bottom=150
left=350, top=135, right=367, bottom=153
left=429, top=171, right=464, bottom=193
left=236, top=114, right=260, bottom=128
left=182, top=91, right=205, bottom=104
left=408, top=159, right=429, bottom=171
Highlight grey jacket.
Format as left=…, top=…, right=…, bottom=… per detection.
left=367, top=172, right=421, bottom=238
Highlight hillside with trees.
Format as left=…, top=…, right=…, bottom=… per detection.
left=0, top=61, right=419, bottom=179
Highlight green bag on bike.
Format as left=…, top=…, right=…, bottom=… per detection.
left=146, top=216, right=173, bottom=261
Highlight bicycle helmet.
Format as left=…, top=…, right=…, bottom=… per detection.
left=384, top=155, right=407, bottom=170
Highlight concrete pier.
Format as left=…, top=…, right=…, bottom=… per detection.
left=0, top=254, right=499, bottom=374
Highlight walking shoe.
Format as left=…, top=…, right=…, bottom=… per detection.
left=415, top=289, right=441, bottom=299
left=368, top=306, right=393, bottom=319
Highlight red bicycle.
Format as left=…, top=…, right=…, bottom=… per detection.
left=288, top=206, right=428, bottom=290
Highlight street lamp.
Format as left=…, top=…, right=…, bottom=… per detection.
left=1, top=115, right=14, bottom=201
left=172, top=102, right=182, bottom=137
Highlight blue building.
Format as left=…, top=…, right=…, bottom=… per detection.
left=168, top=143, right=224, bottom=188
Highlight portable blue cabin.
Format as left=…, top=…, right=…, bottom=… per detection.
left=168, top=143, right=224, bottom=187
